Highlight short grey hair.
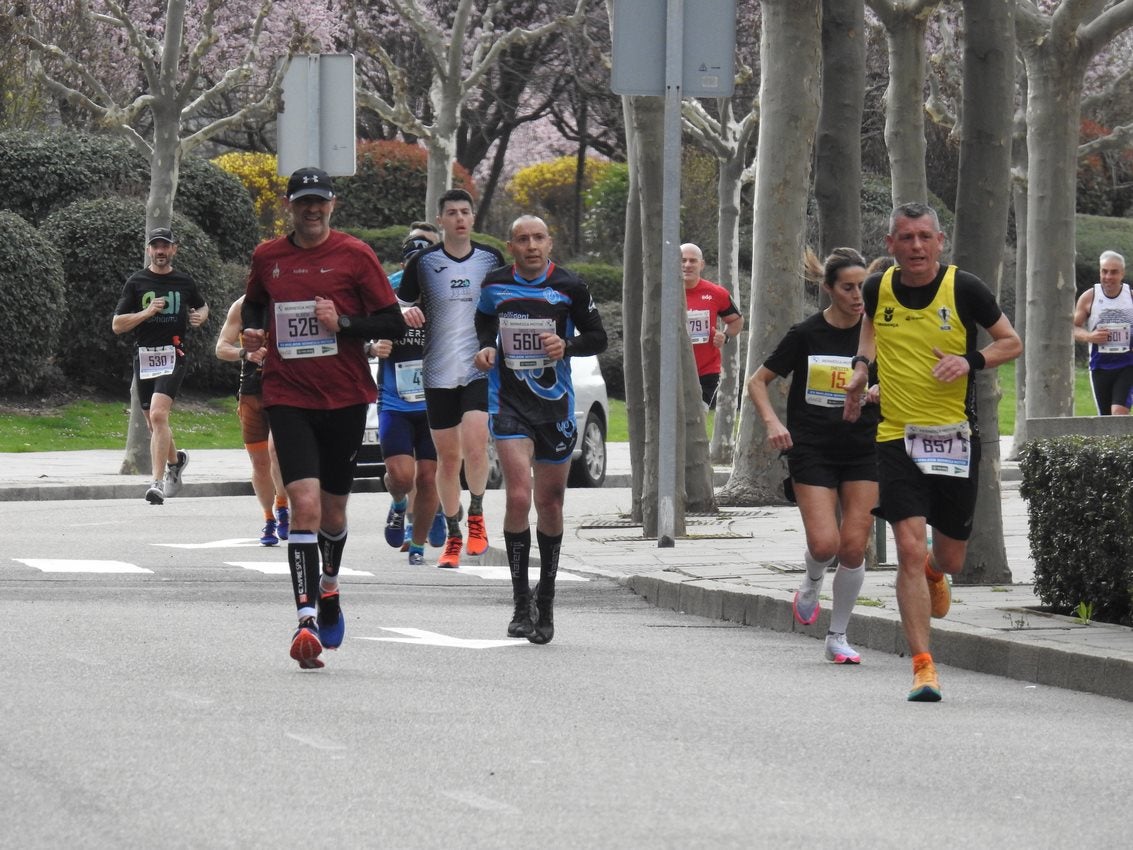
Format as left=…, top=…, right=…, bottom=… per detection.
left=888, top=202, right=941, bottom=235
left=1100, top=250, right=1125, bottom=267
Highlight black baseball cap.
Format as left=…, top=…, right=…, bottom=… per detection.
left=147, top=227, right=176, bottom=245
left=287, top=167, right=335, bottom=201
left=401, top=236, right=434, bottom=262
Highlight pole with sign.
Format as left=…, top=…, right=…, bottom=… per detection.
left=612, top=0, right=736, bottom=546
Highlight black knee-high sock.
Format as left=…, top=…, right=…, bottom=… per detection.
left=504, top=528, right=531, bottom=597
left=288, top=531, right=321, bottom=617
left=318, top=527, right=347, bottom=578
left=536, top=530, right=562, bottom=602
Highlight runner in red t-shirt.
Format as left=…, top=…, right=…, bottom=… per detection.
left=681, top=243, right=744, bottom=408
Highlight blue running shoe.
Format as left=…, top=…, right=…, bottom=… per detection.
left=400, top=521, right=413, bottom=553
left=260, top=519, right=279, bottom=546
left=290, top=620, right=324, bottom=669
left=408, top=546, right=426, bottom=566
left=428, top=509, right=447, bottom=547
left=275, top=506, right=290, bottom=540
left=317, top=590, right=345, bottom=649
left=384, top=502, right=407, bottom=548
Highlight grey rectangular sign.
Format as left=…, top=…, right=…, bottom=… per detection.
left=277, top=54, right=357, bottom=176
left=611, top=0, right=736, bottom=96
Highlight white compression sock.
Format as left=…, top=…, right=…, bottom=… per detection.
left=803, top=550, right=837, bottom=583
left=829, top=562, right=865, bottom=634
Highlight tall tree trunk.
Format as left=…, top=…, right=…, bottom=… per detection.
left=719, top=0, right=822, bottom=505
left=623, top=117, right=646, bottom=523
left=1021, top=54, right=1081, bottom=419
left=815, top=0, right=865, bottom=254
left=951, top=0, right=1015, bottom=585
left=425, top=75, right=460, bottom=218
left=630, top=94, right=687, bottom=536
left=709, top=149, right=746, bottom=464
left=871, top=0, right=938, bottom=204
left=1010, top=76, right=1029, bottom=458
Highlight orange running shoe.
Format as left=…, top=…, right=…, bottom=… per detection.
left=926, top=555, right=951, bottom=619
left=908, top=662, right=942, bottom=702
left=438, top=535, right=463, bottom=568
left=466, top=513, right=489, bottom=556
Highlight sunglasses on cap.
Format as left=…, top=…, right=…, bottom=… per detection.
left=402, top=237, right=433, bottom=261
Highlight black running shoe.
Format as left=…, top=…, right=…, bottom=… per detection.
left=527, top=598, right=554, bottom=645
left=507, top=594, right=535, bottom=638
left=317, top=590, right=344, bottom=649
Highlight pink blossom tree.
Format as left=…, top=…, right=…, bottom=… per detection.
left=16, top=0, right=341, bottom=473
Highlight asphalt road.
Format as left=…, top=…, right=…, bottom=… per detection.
left=3, top=496, right=1131, bottom=848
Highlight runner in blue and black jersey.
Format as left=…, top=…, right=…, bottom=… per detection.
left=472, top=215, right=607, bottom=644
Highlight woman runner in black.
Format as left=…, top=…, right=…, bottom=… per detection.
left=747, top=248, right=879, bottom=664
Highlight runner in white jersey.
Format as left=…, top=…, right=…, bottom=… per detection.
left=399, top=189, right=505, bottom=568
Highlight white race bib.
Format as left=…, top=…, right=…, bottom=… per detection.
left=394, top=359, right=425, bottom=402
left=804, top=355, right=852, bottom=407
left=138, top=345, right=176, bottom=379
left=1098, top=322, right=1131, bottom=354
left=904, top=421, right=971, bottom=478
left=275, top=300, right=338, bottom=360
left=687, top=309, right=711, bottom=344
left=500, top=316, right=555, bottom=370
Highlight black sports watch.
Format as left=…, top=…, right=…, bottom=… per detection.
left=337, top=315, right=352, bottom=331
left=850, top=355, right=871, bottom=370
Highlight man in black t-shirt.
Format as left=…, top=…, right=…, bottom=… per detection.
left=112, top=228, right=208, bottom=504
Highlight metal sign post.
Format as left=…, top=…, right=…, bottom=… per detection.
left=612, top=0, right=736, bottom=547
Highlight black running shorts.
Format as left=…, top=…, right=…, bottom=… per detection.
left=874, top=437, right=981, bottom=541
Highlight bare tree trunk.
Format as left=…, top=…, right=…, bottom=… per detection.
left=720, top=0, right=822, bottom=506
left=815, top=0, right=865, bottom=254
left=425, top=85, right=458, bottom=219
left=1010, top=80, right=1029, bottom=457
left=869, top=0, right=940, bottom=204
left=1020, top=55, right=1081, bottom=419
left=952, top=0, right=1015, bottom=585
left=630, top=94, right=687, bottom=536
left=622, top=96, right=647, bottom=523
left=709, top=149, right=746, bottom=464
left=120, top=376, right=150, bottom=475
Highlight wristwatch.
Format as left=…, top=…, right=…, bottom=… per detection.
left=337, top=315, right=352, bottom=331
left=850, top=355, right=871, bottom=370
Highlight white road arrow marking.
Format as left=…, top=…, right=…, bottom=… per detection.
left=13, top=558, right=152, bottom=574
left=357, top=628, right=526, bottom=649
left=226, top=562, right=373, bottom=577
left=155, top=539, right=266, bottom=549
left=454, top=566, right=587, bottom=582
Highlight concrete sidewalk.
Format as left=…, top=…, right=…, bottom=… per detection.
left=2, top=441, right=1132, bottom=703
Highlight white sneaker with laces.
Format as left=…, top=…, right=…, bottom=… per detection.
left=164, top=450, right=189, bottom=497
left=824, top=632, right=861, bottom=664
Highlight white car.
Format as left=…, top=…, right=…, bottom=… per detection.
left=358, top=355, right=609, bottom=488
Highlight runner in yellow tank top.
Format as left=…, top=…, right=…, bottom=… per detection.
left=843, top=202, right=1022, bottom=703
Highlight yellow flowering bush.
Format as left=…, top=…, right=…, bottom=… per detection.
left=213, top=151, right=289, bottom=239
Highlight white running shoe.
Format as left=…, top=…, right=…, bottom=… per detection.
left=145, top=480, right=165, bottom=505
left=164, top=450, right=189, bottom=497
left=792, top=576, right=823, bottom=626
left=824, top=632, right=861, bottom=664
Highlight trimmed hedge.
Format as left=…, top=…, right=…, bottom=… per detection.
left=594, top=299, right=624, bottom=400
left=0, top=211, right=67, bottom=393
left=572, top=262, right=622, bottom=303
left=0, top=129, right=257, bottom=262
left=1019, top=436, right=1133, bottom=626
left=43, top=197, right=223, bottom=395
left=174, top=157, right=259, bottom=264
left=332, top=140, right=477, bottom=230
